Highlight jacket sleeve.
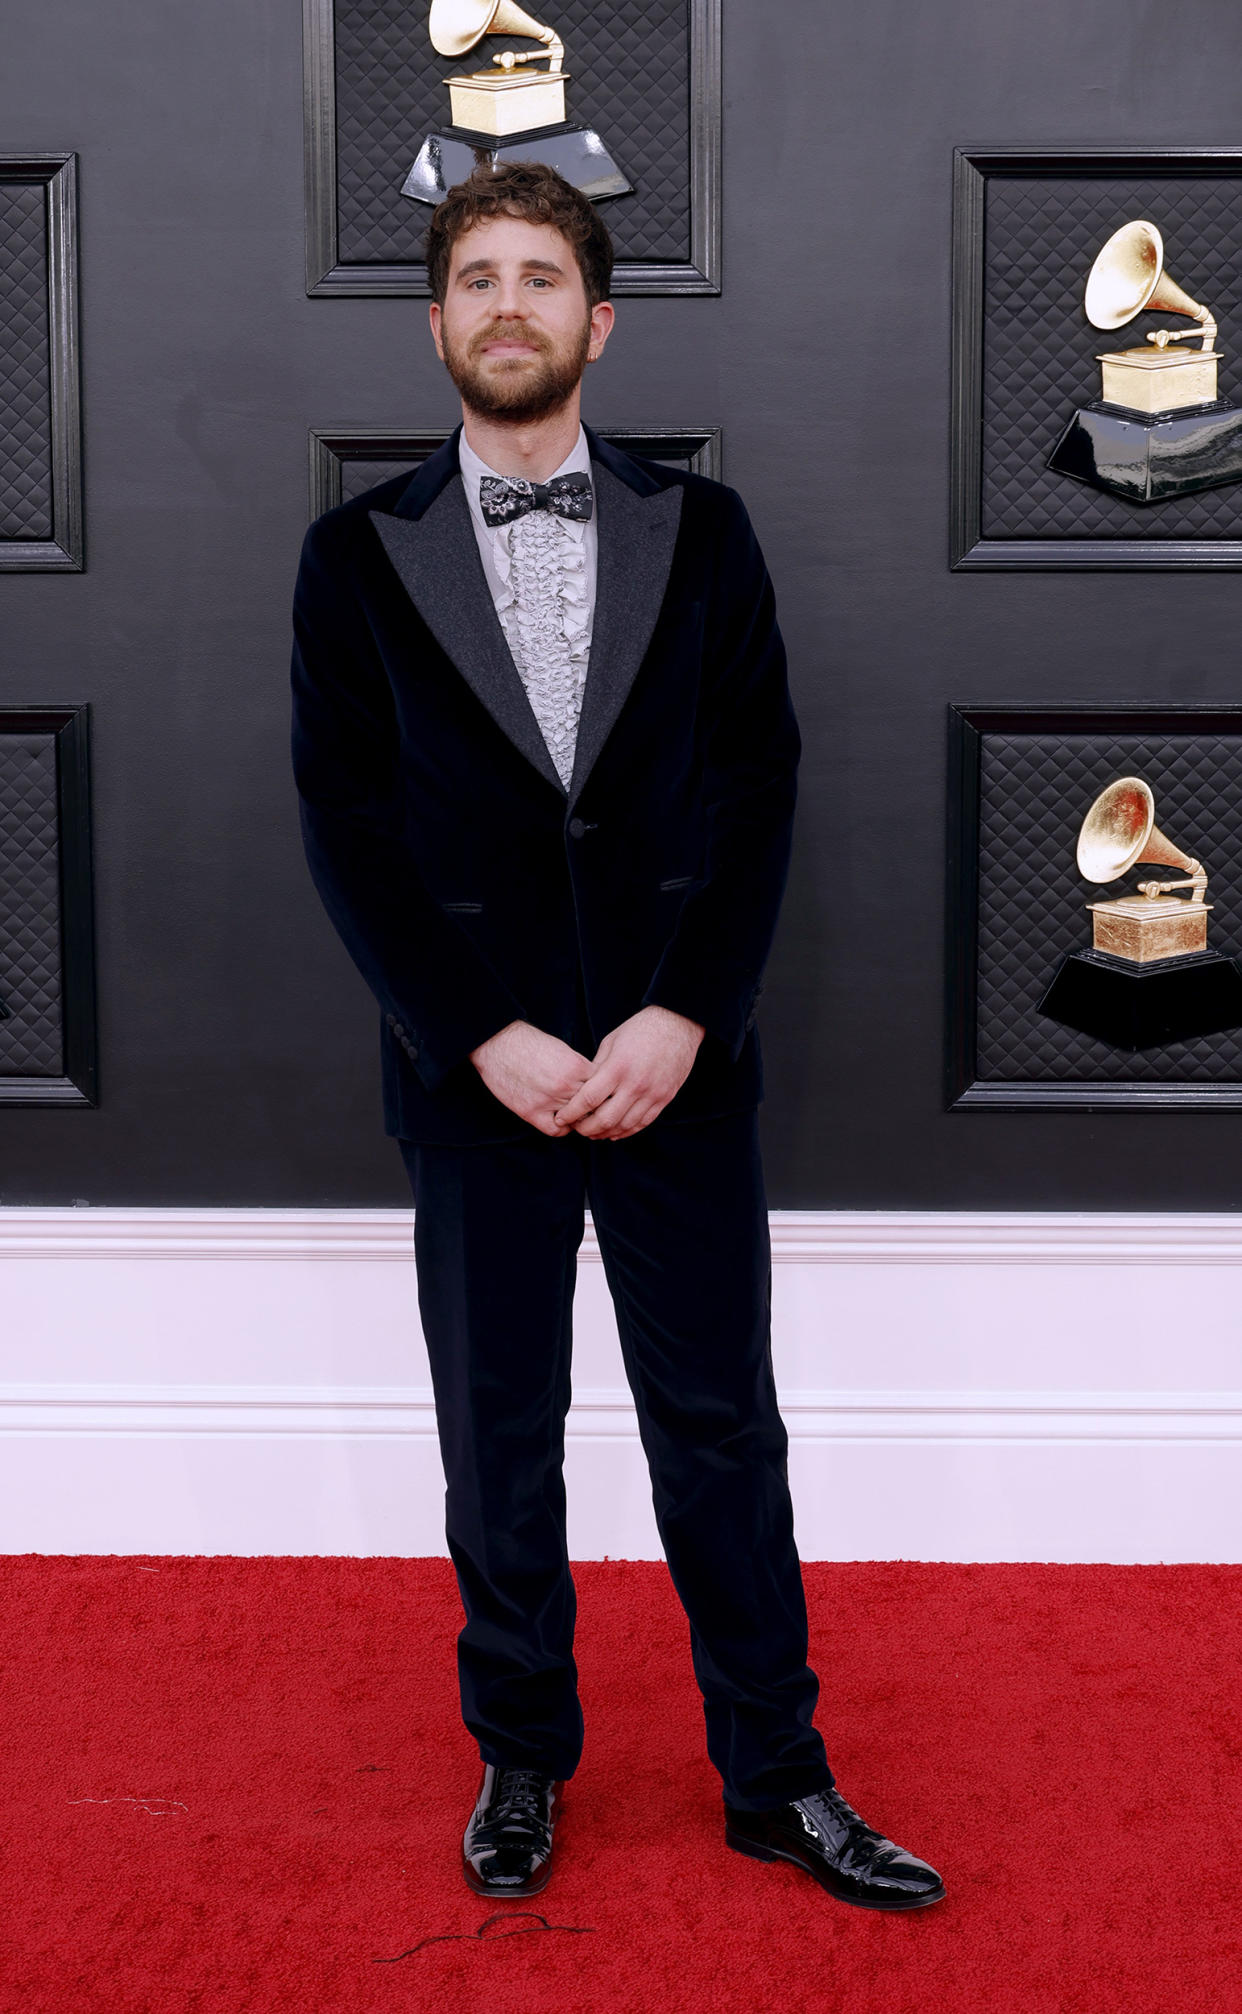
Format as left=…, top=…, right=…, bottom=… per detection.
left=290, top=514, right=525, bottom=1093
left=640, top=488, right=801, bottom=1061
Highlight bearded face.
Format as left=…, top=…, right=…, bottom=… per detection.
left=432, top=216, right=608, bottom=427
left=439, top=305, right=593, bottom=424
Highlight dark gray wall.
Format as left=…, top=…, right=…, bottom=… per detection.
left=3, top=0, right=1242, bottom=1206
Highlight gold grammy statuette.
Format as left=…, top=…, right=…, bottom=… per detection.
left=1047, top=220, right=1242, bottom=503
left=1079, top=776, right=1209, bottom=962
left=401, top=0, right=631, bottom=207
left=1037, top=776, right=1242, bottom=1049
left=436, top=0, right=567, bottom=136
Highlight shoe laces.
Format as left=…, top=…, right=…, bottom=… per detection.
left=490, top=1768, right=549, bottom=1829
left=802, top=1786, right=876, bottom=1838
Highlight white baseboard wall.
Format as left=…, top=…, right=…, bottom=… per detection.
left=2, top=1209, right=1240, bottom=1562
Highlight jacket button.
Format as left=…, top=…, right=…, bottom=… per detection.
left=392, top=1021, right=404, bottom=1036
left=568, top=817, right=586, bottom=839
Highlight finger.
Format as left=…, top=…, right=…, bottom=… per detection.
left=573, top=1088, right=650, bottom=1139
left=604, top=1099, right=660, bottom=1141
left=598, top=1095, right=647, bottom=1139
left=568, top=1091, right=625, bottom=1138
left=532, top=1100, right=581, bottom=1137
left=556, top=1071, right=621, bottom=1127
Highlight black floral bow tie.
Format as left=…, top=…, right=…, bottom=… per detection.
left=478, top=471, right=593, bottom=528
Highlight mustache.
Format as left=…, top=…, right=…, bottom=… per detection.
left=469, top=321, right=549, bottom=355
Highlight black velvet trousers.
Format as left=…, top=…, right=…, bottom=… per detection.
left=397, top=1106, right=834, bottom=1811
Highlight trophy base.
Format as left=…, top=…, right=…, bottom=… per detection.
left=1087, top=895, right=1209, bottom=963
left=1046, top=398, right=1242, bottom=503
left=1037, top=947, right=1242, bottom=1050
left=1097, top=346, right=1221, bottom=414
left=401, top=124, right=633, bottom=207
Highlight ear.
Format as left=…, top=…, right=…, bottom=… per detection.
left=586, top=299, right=615, bottom=363
left=429, top=300, right=445, bottom=362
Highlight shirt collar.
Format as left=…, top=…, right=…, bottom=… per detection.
left=459, top=423, right=590, bottom=534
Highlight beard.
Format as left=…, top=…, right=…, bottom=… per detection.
left=440, top=312, right=592, bottom=424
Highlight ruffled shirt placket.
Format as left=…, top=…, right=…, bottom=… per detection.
left=490, top=509, right=591, bottom=792
left=458, top=427, right=597, bottom=796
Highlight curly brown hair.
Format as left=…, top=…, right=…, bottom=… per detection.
left=424, top=161, right=614, bottom=308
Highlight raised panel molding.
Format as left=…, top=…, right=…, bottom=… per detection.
left=0, top=155, right=82, bottom=570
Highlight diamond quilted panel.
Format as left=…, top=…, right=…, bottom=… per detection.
left=337, top=436, right=699, bottom=501
left=0, top=182, right=53, bottom=543
left=334, top=0, right=691, bottom=268
left=975, top=732, right=1242, bottom=1082
left=982, top=175, right=1242, bottom=540
left=0, top=733, right=63, bottom=1076
left=341, top=455, right=422, bottom=500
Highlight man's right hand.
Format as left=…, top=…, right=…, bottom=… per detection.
left=469, top=1020, right=594, bottom=1137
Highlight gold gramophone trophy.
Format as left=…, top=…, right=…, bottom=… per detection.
left=401, top=0, right=631, bottom=207
left=1047, top=220, right=1242, bottom=502
left=1038, top=776, right=1242, bottom=1048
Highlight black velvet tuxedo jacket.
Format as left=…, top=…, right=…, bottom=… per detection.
left=290, top=424, right=801, bottom=1144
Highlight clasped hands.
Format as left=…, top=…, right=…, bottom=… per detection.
left=470, top=1005, right=705, bottom=1141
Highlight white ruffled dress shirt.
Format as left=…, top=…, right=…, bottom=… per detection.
left=458, top=426, right=597, bottom=792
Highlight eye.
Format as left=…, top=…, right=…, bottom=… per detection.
left=468, top=277, right=493, bottom=290
left=528, top=276, right=551, bottom=288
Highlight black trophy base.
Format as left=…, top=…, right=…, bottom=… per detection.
left=1046, top=398, right=1242, bottom=503
left=401, top=124, right=632, bottom=207
left=1038, top=947, right=1242, bottom=1049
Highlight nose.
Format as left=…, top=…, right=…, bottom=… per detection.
left=490, top=281, right=530, bottom=320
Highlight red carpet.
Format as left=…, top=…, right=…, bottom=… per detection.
left=3, top=1557, right=1240, bottom=2012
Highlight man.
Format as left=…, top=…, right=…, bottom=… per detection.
left=291, top=162, right=943, bottom=1913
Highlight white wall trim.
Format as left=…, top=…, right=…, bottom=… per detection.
left=4, top=1383, right=1242, bottom=1442
left=3, top=1207, right=1241, bottom=1560
left=1, top=1204, right=1242, bottom=1261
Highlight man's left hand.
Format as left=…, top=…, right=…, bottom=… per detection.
left=553, top=1005, right=705, bottom=1140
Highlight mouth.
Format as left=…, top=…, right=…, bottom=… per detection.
left=477, top=335, right=543, bottom=357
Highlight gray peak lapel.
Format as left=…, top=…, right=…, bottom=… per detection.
left=370, top=478, right=565, bottom=796
left=569, top=466, right=683, bottom=807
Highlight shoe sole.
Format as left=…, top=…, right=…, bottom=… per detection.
left=725, top=1831, right=946, bottom=1910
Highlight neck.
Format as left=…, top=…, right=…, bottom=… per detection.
left=461, top=395, right=583, bottom=482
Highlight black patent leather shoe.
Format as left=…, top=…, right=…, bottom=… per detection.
left=725, top=1785, right=945, bottom=1910
left=462, top=1764, right=559, bottom=1897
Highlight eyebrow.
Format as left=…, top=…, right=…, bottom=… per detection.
left=454, top=257, right=566, bottom=279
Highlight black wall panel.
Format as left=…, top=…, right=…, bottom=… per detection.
left=981, top=172, right=1242, bottom=541
left=333, top=0, right=690, bottom=268
left=975, top=727, right=1242, bottom=1087
left=0, top=183, right=53, bottom=543
left=3, top=0, right=1242, bottom=1205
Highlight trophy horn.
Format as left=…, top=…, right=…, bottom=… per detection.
left=1076, top=777, right=1207, bottom=902
left=430, top=0, right=564, bottom=69
left=1084, top=220, right=1217, bottom=351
